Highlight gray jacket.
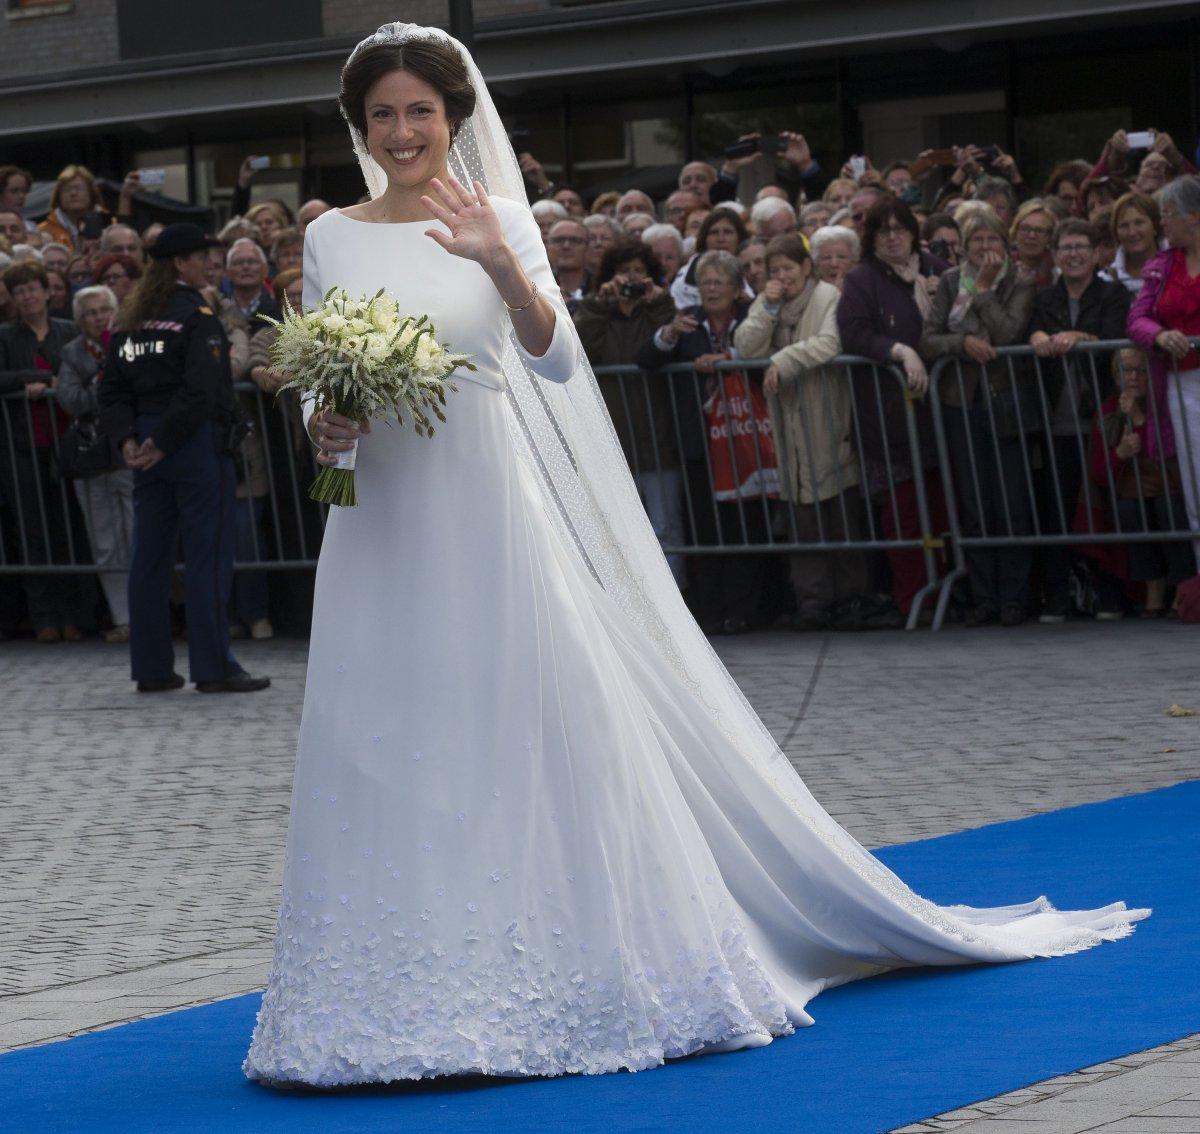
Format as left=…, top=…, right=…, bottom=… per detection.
left=919, top=266, right=1036, bottom=436
left=55, top=334, right=102, bottom=419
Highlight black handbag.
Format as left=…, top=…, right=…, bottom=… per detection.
left=57, top=415, right=119, bottom=480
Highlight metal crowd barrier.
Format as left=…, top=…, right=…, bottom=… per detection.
left=0, top=382, right=326, bottom=580
left=593, top=356, right=943, bottom=629
left=3, top=342, right=1196, bottom=632
left=926, top=339, right=1200, bottom=630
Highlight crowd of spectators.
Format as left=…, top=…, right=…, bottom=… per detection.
left=0, top=158, right=330, bottom=642
left=529, top=129, right=1200, bottom=630
left=1, top=123, right=1199, bottom=641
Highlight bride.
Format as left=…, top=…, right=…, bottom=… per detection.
left=244, top=24, right=1147, bottom=1087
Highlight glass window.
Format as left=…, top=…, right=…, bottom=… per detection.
left=568, top=94, right=686, bottom=198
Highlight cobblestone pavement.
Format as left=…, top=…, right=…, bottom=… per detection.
left=2, top=621, right=1197, bottom=1130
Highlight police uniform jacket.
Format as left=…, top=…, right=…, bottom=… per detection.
left=99, top=283, right=234, bottom=456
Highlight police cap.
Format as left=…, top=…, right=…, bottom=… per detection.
left=149, top=223, right=223, bottom=260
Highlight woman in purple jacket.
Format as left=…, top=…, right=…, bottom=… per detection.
left=836, top=198, right=948, bottom=616
left=1126, top=175, right=1200, bottom=571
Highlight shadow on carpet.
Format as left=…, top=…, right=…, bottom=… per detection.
left=3, top=781, right=1196, bottom=1134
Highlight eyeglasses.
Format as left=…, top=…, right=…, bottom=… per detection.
left=1119, top=366, right=1149, bottom=375
left=101, top=271, right=128, bottom=283
left=548, top=236, right=586, bottom=246
left=1056, top=243, right=1093, bottom=256
left=1017, top=224, right=1053, bottom=238
left=878, top=223, right=909, bottom=236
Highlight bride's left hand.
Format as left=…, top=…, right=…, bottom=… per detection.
left=421, top=176, right=506, bottom=267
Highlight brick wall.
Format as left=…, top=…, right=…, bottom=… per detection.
left=0, top=0, right=119, bottom=79
left=320, top=0, right=448, bottom=39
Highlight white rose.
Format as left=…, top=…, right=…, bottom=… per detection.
left=322, top=312, right=349, bottom=333
left=397, top=324, right=418, bottom=349
left=365, top=332, right=391, bottom=360
left=414, top=338, right=435, bottom=371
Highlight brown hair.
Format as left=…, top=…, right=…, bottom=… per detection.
left=93, top=253, right=143, bottom=285
left=0, top=165, right=32, bottom=194
left=696, top=208, right=749, bottom=252
left=1042, top=160, right=1090, bottom=198
left=3, top=260, right=49, bottom=292
left=590, top=191, right=620, bottom=216
left=339, top=38, right=476, bottom=143
left=1052, top=218, right=1097, bottom=249
left=861, top=198, right=920, bottom=259
left=272, top=267, right=304, bottom=308
left=49, top=164, right=103, bottom=212
left=763, top=233, right=811, bottom=268
left=1111, top=191, right=1163, bottom=243
left=595, top=238, right=663, bottom=289
left=117, top=257, right=180, bottom=330
left=270, top=227, right=304, bottom=258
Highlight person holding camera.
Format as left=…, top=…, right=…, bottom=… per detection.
left=98, top=223, right=270, bottom=693
left=574, top=239, right=683, bottom=585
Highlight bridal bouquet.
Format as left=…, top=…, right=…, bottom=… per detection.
left=264, top=287, right=474, bottom=507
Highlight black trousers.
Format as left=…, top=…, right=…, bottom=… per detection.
left=683, top=458, right=772, bottom=625
left=1035, top=433, right=1086, bottom=604
left=128, top=416, right=238, bottom=684
left=944, top=405, right=1032, bottom=607
left=1116, top=495, right=1197, bottom=584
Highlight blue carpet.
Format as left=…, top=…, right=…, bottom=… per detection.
left=4, top=782, right=1197, bottom=1134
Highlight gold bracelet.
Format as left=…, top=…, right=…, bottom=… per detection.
left=503, top=279, right=540, bottom=313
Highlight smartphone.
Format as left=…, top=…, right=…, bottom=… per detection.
left=757, top=135, right=786, bottom=156
left=976, top=144, right=1001, bottom=163
left=248, top=155, right=271, bottom=171
left=139, top=168, right=166, bottom=187
left=723, top=138, right=759, bottom=160
left=80, top=212, right=106, bottom=240
left=1126, top=130, right=1155, bottom=150
left=849, top=155, right=866, bottom=180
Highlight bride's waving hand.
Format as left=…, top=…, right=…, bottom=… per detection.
left=422, top=174, right=559, bottom=360
left=421, top=175, right=504, bottom=265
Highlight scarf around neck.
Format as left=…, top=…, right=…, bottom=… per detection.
left=882, top=252, right=934, bottom=322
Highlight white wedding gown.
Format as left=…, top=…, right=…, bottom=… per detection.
left=243, top=199, right=1147, bottom=1086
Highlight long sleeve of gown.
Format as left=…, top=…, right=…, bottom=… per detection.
left=497, top=198, right=580, bottom=384
left=300, top=224, right=323, bottom=441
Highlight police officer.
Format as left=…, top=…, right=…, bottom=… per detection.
left=99, top=223, right=269, bottom=693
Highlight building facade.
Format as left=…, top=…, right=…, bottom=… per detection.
left=2, top=0, right=1198, bottom=217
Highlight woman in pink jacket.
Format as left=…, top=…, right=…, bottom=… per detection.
left=1126, top=175, right=1200, bottom=569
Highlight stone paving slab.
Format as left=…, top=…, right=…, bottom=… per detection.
left=1, top=621, right=1196, bottom=1130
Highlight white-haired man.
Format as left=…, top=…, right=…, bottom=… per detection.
left=222, top=237, right=277, bottom=334
left=749, top=196, right=799, bottom=240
